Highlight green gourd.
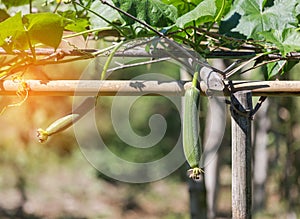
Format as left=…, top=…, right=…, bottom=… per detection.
left=37, top=114, right=79, bottom=143
left=37, top=97, right=95, bottom=143
left=183, top=72, right=204, bottom=181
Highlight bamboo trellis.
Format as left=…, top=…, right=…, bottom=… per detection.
left=2, top=79, right=300, bottom=96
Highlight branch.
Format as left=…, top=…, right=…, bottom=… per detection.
left=107, top=57, right=171, bottom=73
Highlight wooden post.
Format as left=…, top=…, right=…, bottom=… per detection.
left=231, top=91, right=252, bottom=219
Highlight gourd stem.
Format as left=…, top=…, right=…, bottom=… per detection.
left=192, top=72, right=199, bottom=88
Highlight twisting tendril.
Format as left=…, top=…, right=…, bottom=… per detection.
left=0, top=76, right=30, bottom=115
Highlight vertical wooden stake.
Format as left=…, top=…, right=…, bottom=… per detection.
left=231, top=91, right=252, bottom=219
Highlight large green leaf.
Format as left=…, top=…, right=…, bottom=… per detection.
left=112, top=0, right=177, bottom=27
left=175, top=0, right=217, bottom=28
left=260, top=28, right=300, bottom=55
left=0, top=12, right=27, bottom=52
left=231, top=0, right=298, bottom=39
left=23, top=13, right=66, bottom=49
left=0, top=12, right=66, bottom=52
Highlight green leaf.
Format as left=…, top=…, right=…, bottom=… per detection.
left=266, top=60, right=286, bottom=79
left=161, top=0, right=202, bottom=17
left=58, top=10, right=90, bottom=33
left=222, top=0, right=244, bottom=18
left=266, top=60, right=299, bottom=79
left=215, top=0, right=232, bottom=23
left=0, top=12, right=27, bottom=52
left=23, top=13, right=66, bottom=49
left=112, top=0, right=177, bottom=27
left=296, top=3, right=300, bottom=16
left=175, top=0, right=217, bottom=28
left=0, top=12, right=66, bottom=52
left=231, top=0, right=298, bottom=39
left=89, top=0, right=122, bottom=28
left=260, top=28, right=300, bottom=55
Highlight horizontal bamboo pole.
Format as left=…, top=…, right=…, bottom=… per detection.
left=224, top=80, right=300, bottom=96
left=1, top=80, right=300, bottom=96
left=1, top=47, right=300, bottom=60
left=0, top=80, right=186, bottom=96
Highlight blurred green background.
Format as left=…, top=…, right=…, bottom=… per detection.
left=0, top=51, right=300, bottom=219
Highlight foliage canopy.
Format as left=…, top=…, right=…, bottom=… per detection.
left=0, top=0, right=300, bottom=78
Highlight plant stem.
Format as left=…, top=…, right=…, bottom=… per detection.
left=192, top=72, right=198, bottom=88
left=29, top=0, right=32, bottom=13
left=25, top=30, right=36, bottom=61
left=62, top=27, right=115, bottom=39
left=101, top=41, right=124, bottom=80
left=73, top=1, right=126, bottom=37
left=53, top=1, right=61, bottom=13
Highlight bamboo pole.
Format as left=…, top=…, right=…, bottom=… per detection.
left=2, top=47, right=300, bottom=60
left=1, top=80, right=300, bottom=96
left=0, top=80, right=186, bottom=96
